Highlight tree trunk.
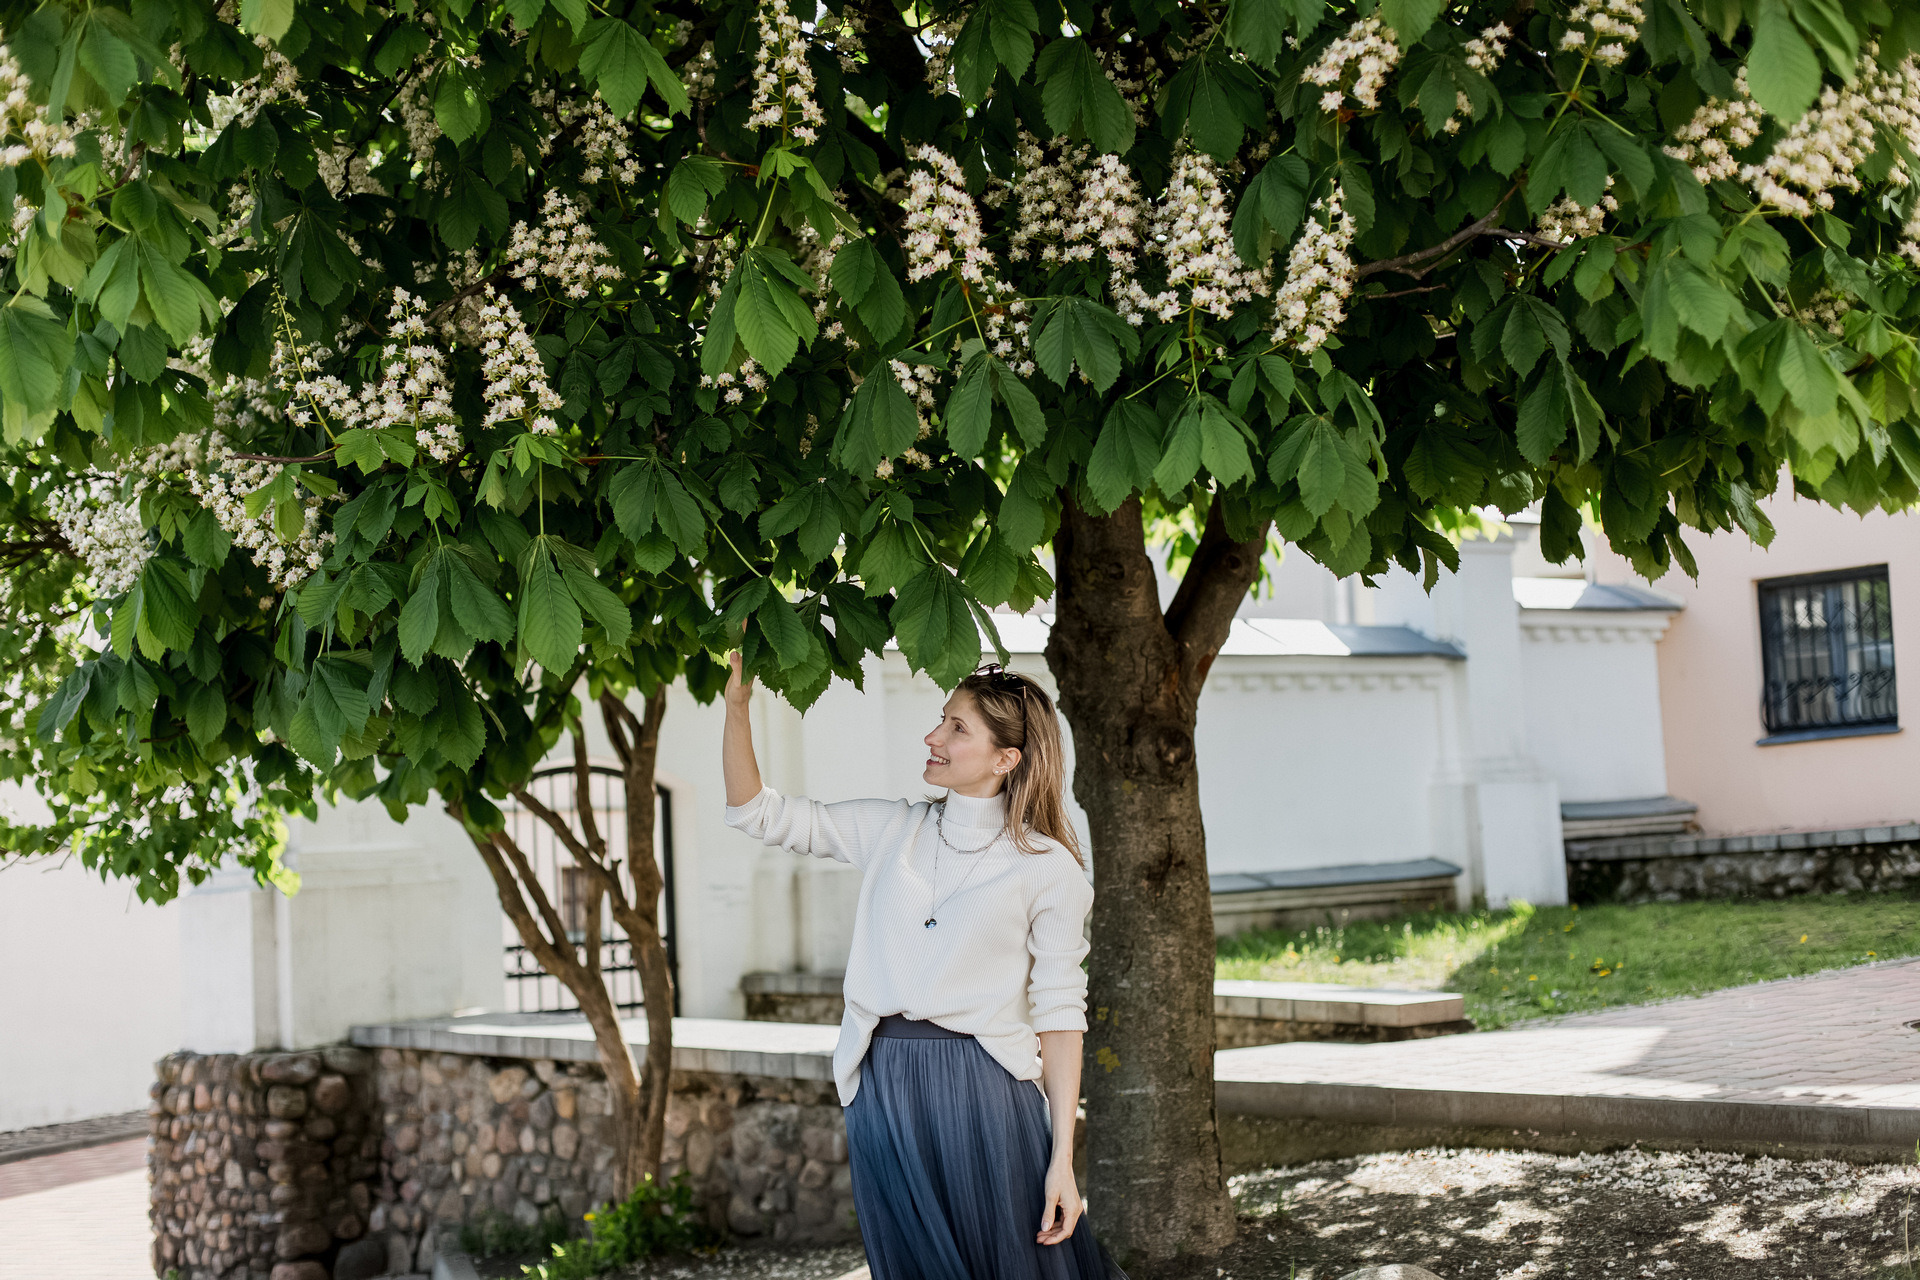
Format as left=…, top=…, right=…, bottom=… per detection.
left=450, top=685, right=677, bottom=1205
left=451, top=801, right=651, bottom=1201
left=598, top=688, right=675, bottom=1188
left=1042, top=493, right=1268, bottom=1271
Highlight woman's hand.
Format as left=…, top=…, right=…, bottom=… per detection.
left=725, top=650, right=754, bottom=708
left=1036, top=1156, right=1083, bottom=1246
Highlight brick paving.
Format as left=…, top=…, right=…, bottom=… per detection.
left=1217, top=958, right=1920, bottom=1153
left=0, top=1138, right=151, bottom=1279
left=0, top=1111, right=147, bottom=1165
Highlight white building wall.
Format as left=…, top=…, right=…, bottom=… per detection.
left=0, top=856, right=183, bottom=1130
left=1519, top=611, right=1674, bottom=803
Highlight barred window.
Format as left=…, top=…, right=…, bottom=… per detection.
left=1758, top=566, right=1897, bottom=736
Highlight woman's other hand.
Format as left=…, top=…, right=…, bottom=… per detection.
left=1036, top=1156, right=1084, bottom=1245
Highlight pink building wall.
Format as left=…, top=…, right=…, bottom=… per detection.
left=1633, top=494, right=1919, bottom=836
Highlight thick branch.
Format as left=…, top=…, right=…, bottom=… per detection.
left=491, top=814, right=585, bottom=958
left=1355, top=185, right=1522, bottom=280
left=1163, top=494, right=1270, bottom=695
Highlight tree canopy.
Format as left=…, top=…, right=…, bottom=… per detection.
left=0, top=0, right=1917, bottom=948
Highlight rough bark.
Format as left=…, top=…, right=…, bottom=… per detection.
left=1042, top=493, right=1268, bottom=1271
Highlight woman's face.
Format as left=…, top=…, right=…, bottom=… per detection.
left=923, top=691, right=1019, bottom=794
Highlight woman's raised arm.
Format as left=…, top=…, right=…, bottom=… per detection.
left=722, top=651, right=763, bottom=807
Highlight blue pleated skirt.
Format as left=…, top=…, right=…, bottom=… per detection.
left=843, top=1016, right=1128, bottom=1280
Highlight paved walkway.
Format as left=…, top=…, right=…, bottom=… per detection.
left=1217, top=958, right=1920, bottom=1155
left=0, top=1139, right=151, bottom=1280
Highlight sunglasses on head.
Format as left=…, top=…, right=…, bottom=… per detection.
left=975, top=662, right=1028, bottom=692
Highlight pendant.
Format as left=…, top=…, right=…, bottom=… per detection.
left=924, top=918, right=937, bottom=928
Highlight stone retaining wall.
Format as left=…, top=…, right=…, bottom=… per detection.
left=149, top=1047, right=381, bottom=1280
left=365, top=1047, right=856, bottom=1266
left=1569, top=826, right=1920, bottom=904
left=151, top=1042, right=862, bottom=1278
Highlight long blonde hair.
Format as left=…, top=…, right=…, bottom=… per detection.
left=956, top=664, right=1084, bottom=867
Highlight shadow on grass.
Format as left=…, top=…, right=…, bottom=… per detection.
left=1216, top=891, right=1920, bottom=1029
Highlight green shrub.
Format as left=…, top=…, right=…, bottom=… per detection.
left=522, top=1171, right=719, bottom=1279
left=459, top=1208, right=571, bottom=1258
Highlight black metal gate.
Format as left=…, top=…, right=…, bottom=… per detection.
left=500, top=765, right=678, bottom=1015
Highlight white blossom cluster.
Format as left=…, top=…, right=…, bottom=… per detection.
left=1559, top=0, right=1644, bottom=67
left=316, top=147, right=385, bottom=198
left=1271, top=186, right=1356, bottom=354
left=396, top=79, right=441, bottom=159
left=477, top=287, right=562, bottom=435
left=1118, top=152, right=1268, bottom=326
left=920, top=20, right=963, bottom=94
left=1441, top=23, right=1512, bottom=133
left=507, top=191, right=619, bottom=299
left=1664, top=67, right=1766, bottom=183
left=186, top=438, right=334, bottom=590
left=703, top=356, right=768, bottom=405
left=47, top=486, right=152, bottom=597
left=292, top=290, right=462, bottom=463
left=1303, top=18, right=1402, bottom=112
left=1537, top=176, right=1618, bottom=242
left=1802, top=288, right=1851, bottom=336
left=901, top=145, right=1028, bottom=368
left=1006, top=135, right=1145, bottom=275
left=888, top=357, right=940, bottom=439
left=1099, top=45, right=1161, bottom=129
left=821, top=8, right=866, bottom=75
left=211, top=38, right=307, bottom=129
left=0, top=45, right=81, bottom=165
left=565, top=95, right=640, bottom=184
left=1743, top=49, right=1920, bottom=217
left=0, top=194, right=34, bottom=260
left=749, top=0, right=825, bottom=143
left=1900, top=200, right=1920, bottom=268
left=1464, top=23, right=1511, bottom=73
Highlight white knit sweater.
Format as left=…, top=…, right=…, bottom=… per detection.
left=723, top=784, right=1094, bottom=1106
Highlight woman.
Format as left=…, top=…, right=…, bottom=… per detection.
left=722, top=655, right=1127, bottom=1279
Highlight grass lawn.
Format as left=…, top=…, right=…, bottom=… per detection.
left=1214, top=892, right=1920, bottom=1029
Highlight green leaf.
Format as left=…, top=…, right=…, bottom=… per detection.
left=138, top=560, right=198, bottom=652
left=961, top=527, right=1023, bottom=605
left=374, top=24, right=430, bottom=77
left=1197, top=398, right=1252, bottom=487
left=1227, top=0, right=1292, bottom=63
left=447, top=558, right=514, bottom=645
left=1501, top=302, right=1548, bottom=376
left=0, top=301, right=74, bottom=442
left=1087, top=400, right=1161, bottom=512
left=735, top=258, right=799, bottom=376
left=139, top=249, right=216, bottom=344
left=560, top=564, right=633, bottom=647
left=1666, top=261, right=1733, bottom=341
left=1747, top=0, right=1822, bottom=122
left=398, top=559, right=442, bottom=667
left=183, top=682, right=227, bottom=745
left=1379, top=0, right=1443, bottom=43
left=755, top=593, right=810, bottom=669
left=238, top=0, right=295, bottom=42
left=518, top=548, right=582, bottom=673
left=80, top=22, right=138, bottom=103
left=989, top=359, right=1046, bottom=448
left=1776, top=324, right=1840, bottom=417
left=1516, top=374, right=1568, bottom=465
left=893, top=569, right=981, bottom=688
left=1036, top=37, right=1135, bottom=155
left=945, top=353, right=994, bottom=456
left=1296, top=420, right=1346, bottom=518
left=579, top=19, right=687, bottom=118
left=434, top=68, right=488, bottom=145
left=1152, top=400, right=1205, bottom=494
left=665, top=155, right=727, bottom=224
left=831, top=365, right=921, bottom=474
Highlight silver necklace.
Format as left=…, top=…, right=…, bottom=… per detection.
left=925, top=802, right=999, bottom=928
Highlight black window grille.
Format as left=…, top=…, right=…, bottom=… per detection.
left=1758, top=566, right=1897, bottom=735
left=501, top=766, right=678, bottom=1016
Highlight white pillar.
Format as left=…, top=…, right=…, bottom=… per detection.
left=1428, top=529, right=1568, bottom=908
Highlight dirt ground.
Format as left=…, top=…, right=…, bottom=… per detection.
left=1208, top=1146, right=1920, bottom=1280
left=479, top=1146, right=1920, bottom=1280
